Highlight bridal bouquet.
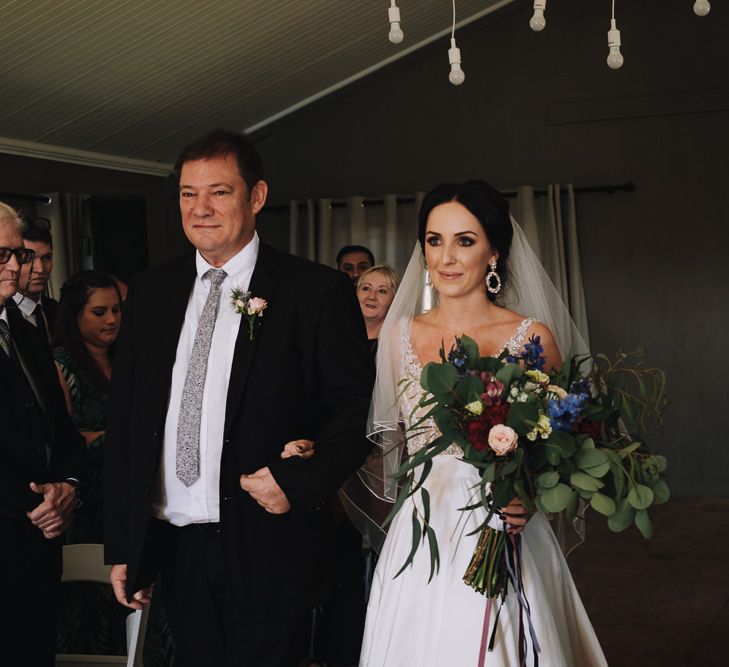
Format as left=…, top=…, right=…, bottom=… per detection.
left=388, top=335, right=668, bottom=600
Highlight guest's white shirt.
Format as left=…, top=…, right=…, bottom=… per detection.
left=12, top=292, right=41, bottom=325
left=153, top=233, right=259, bottom=525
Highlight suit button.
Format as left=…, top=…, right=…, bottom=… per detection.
left=224, top=438, right=230, bottom=444
left=145, top=487, right=151, bottom=495
left=153, top=432, right=158, bottom=439
left=223, top=496, right=230, bottom=502
left=25, top=401, right=35, bottom=408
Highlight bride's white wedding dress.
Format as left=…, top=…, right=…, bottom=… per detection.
left=359, top=319, right=608, bottom=667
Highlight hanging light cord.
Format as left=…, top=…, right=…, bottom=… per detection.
left=452, top=0, right=457, bottom=39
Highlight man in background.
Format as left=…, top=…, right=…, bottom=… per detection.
left=13, top=218, right=59, bottom=342
left=0, top=202, right=83, bottom=666
left=336, top=244, right=374, bottom=285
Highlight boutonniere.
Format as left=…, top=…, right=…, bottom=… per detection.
left=231, top=288, right=268, bottom=340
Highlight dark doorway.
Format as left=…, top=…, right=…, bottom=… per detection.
left=89, top=196, right=149, bottom=282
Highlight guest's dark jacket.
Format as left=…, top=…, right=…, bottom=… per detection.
left=0, top=303, right=84, bottom=517
left=104, top=242, right=375, bottom=620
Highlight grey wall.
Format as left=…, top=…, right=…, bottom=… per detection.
left=0, top=153, right=186, bottom=265
left=255, top=0, right=729, bottom=495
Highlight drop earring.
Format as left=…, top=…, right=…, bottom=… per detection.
left=485, top=259, right=501, bottom=294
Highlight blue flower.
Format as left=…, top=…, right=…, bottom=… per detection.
left=547, top=391, right=588, bottom=431
left=447, top=341, right=469, bottom=373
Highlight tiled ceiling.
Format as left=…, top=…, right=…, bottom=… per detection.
left=0, top=0, right=515, bottom=173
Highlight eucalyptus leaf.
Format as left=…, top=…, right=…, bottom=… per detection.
left=570, top=471, right=604, bottom=492
left=423, top=363, right=459, bottom=400
left=575, top=448, right=608, bottom=470
left=650, top=479, right=670, bottom=505
left=579, top=436, right=595, bottom=450
left=590, top=492, right=616, bottom=516
left=635, top=509, right=653, bottom=539
left=507, top=402, right=540, bottom=435
left=545, top=444, right=562, bottom=466
left=537, top=471, right=560, bottom=489
left=627, top=484, right=654, bottom=510
left=548, top=430, right=577, bottom=457
left=394, top=510, right=423, bottom=578
left=456, top=375, right=484, bottom=405
left=426, top=525, right=440, bottom=582
left=608, top=498, right=635, bottom=532
left=496, top=363, right=522, bottom=386
left=540, top=483, right=574, bottom=513
left=582, top=461, right=611, bottom=478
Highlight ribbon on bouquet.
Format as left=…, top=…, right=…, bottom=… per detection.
left=476, top=526, right=541, bottom=667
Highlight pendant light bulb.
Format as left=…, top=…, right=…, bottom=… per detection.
left=693, top=0, right=711, bottom=16
left=607, top=19, right=624, bottom=69
left=448, top=38, right=465, bottom=85
left=388, top=3, right=404, bottom=44
left=529, top=0, right=547, bottom=32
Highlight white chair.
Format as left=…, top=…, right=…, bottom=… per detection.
left=56, top=544, right=149, bottom=667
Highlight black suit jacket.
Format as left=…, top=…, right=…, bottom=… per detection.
left=104, top=242, right=375, bottom=619
left=0, top=304, right=84, bottom=517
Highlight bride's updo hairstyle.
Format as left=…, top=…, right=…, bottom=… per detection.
left=418, top=180, right=513, bottom=302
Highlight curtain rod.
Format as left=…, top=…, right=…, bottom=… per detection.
left=0, top=192, right=52, bottom=204
left=264, top=181, right=634, bottom=213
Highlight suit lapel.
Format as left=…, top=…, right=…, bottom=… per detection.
left=151, top=256, right=197, bottom=397
left=223, top=243, right=279, bottom=437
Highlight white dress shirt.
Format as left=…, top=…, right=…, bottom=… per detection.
left=12, top=292, right=41, bottom=326
left=153, top=233, right=259, bottom=525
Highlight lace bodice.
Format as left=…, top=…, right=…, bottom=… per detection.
left=399, top=317, right=535, bottom=456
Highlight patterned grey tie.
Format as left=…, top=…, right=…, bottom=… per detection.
left=0, top=318, right=18, bottom=364
left=176, top=268, right=227, bottom=487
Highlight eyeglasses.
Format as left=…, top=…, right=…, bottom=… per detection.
left=0, top=247, right=35, bottom=265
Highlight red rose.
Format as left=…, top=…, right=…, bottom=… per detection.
left=578, top=419, right=602, bottom=441
left=466, top=418, right=490, bottom=451
left=483, top=402, right=510, bottom=428
left=466, top=403, right=511, bottom=451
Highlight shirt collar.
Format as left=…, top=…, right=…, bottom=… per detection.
left=195, top=232, right=259, bottom=284
left=12, top=291, right=39, bottom=318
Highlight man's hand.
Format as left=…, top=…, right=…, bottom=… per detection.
left=500, top=496, right=532, bottom=535
left=280, top=439, right=315, bottom=460
left=26, top=481, right=76, bottom=539
left=240, top=467, right=291, bottom=514
left=110, top=564, right=153, bottom=610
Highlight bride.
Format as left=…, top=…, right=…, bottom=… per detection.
left=356, top=180, right=608, bottom=666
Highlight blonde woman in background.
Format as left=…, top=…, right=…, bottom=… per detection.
left=357, top=265, right=400, bottom=355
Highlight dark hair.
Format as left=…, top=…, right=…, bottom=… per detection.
left=173, top=128, right=264, bottom=191
left=418, top=180, right=513, bottom=303
left=53, top=270, right=121, bottom=393
left=336, top=245, right=375, bottom=267
left=22, top=219, right=53, bottom=246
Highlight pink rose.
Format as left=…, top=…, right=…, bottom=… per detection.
left=487, top=424, right=518, bottom=456
left=248, top=297, right=268, bottom=315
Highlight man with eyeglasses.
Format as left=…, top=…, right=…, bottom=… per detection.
left=0, top=201, right=84, bottom=666
left=12, top=218, right=59, bottom=343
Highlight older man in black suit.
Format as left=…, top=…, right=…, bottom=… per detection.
left=104, top=129, right=375, bottom=666
left=0, top=202, right=84, bottom=666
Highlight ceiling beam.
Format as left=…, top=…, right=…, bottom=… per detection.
left=0, top=135, right=172, bottom=177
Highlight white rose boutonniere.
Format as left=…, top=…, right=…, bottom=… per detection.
left=231, top=288, right=268, bottom=340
